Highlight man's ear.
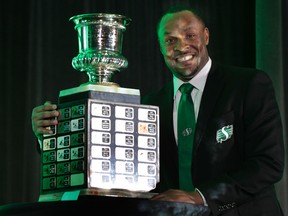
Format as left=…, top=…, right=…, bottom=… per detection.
left=204, top=27, right=209, bottom=45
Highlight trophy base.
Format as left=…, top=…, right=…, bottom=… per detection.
left=40, top=83, right=159, bottom=202
left=38, top=188, right=158, bottom=202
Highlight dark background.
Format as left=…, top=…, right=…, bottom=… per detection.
left=0, top=0, right=287, bottom=214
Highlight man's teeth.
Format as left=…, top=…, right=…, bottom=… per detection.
left=177, top=55, right=193, bottom=62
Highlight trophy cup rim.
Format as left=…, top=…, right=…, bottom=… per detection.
left=69, top=13, right=132, bottom=27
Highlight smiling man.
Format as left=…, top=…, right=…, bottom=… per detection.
left=141, top=6, right=285, bottom=216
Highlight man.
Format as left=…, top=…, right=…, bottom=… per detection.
left=32, top=6, right=285, bottom=215
left=140, top=6, right=285, bottom=215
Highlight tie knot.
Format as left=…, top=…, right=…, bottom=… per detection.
left=179, top=83, right=193, bottom=94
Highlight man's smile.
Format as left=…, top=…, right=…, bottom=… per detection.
left=176, top=54, right=194, bottom=62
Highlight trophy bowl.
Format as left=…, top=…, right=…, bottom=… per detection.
left=70, top=13, right=131, bottom=86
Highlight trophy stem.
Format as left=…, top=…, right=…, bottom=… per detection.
left=85, top=69, right=119, bottom=87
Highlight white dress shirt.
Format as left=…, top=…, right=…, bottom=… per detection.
left=173, top=57, right=212, bottom=143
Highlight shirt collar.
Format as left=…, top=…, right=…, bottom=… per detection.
left=173, top=57, right=212, bottom=98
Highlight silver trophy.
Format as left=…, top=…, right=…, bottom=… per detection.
left=39, top=13, right=160, bottom=202
left=70, top=13, right=131, bottom=86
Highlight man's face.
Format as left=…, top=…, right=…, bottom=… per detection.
left=158, top=10, right=209, bottom=81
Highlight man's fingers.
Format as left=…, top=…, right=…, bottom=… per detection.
left=43, top=101, right=58, bottom=111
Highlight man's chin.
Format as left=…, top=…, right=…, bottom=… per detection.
left=173, top=67, right=199, bottom=79
left=172, top=71, right=194, bottom=81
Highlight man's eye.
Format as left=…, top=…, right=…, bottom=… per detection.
left=186, top=34, right=196, bottom=39
left=165, top=38, right=176, bottom=45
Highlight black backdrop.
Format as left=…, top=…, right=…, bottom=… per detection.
left=0, top=0, right=287, bottom=214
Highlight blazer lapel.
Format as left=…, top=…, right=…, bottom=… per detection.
left=194, top=63, right=225, bottom=149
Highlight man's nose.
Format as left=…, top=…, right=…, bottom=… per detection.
left=174, top=39, right=189, bottom=51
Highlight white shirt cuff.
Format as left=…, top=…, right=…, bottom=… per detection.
left=195, top=188, right=208, bottom=206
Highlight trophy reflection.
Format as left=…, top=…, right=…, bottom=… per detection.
left=39, top=13, right=159, bottom=201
